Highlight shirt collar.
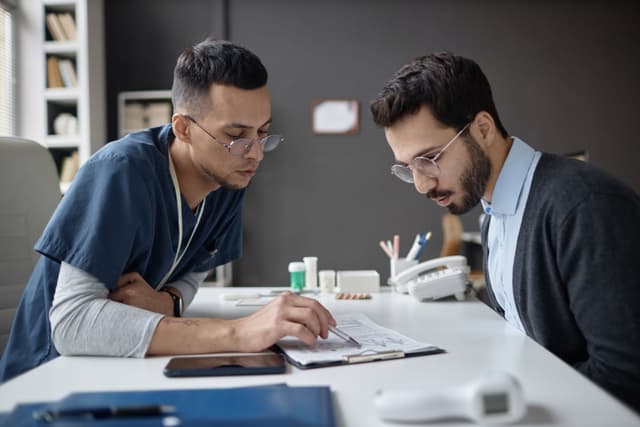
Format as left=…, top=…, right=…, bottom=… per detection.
left=482, top=137, right=537, bottom=216
left=159, top=123, right=175, bottom=154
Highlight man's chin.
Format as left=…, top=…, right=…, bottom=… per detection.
left=446, top=194, right=481, bottom=215
left=221, top=182, right=249, bottom=191
left=220, top=177, right=253, bottom=191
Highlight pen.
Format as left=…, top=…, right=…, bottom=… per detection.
left=33, top=404, right=176, bottom=422
left=379, top=240, right=394, bottom=258
left=386, top=240, right=393, bottom=255
left=393, top=234, right=400, bottom=259
left=405, top=233, right=421, bottom=260
left=414, top=231, right=432, bottom=260
left=329, top=325, right=361, bottom=347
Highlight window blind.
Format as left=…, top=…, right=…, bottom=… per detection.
left=0, top=2, right=14, bottom=136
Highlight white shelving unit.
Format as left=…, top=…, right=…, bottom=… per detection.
left=39, top=0, right=106, bottom=191
left=117, top=90, right=172, bottom=138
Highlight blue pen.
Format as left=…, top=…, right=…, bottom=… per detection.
left=413, top=232, right=432, bottom=260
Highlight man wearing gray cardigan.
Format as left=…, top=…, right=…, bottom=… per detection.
left=370, top=52, right=640, bottom=413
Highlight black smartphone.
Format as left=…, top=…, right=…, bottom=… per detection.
left=163, top=354, right=287, bottom=377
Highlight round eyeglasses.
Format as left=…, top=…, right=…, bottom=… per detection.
left=390, top=123, right=470, bottom=184
left=184, top=115, right=284, bottom=156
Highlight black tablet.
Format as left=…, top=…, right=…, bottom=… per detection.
left=163, top=354, right=287, bottom=377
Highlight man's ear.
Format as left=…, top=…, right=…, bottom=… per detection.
left=171, top=114, right=191, bottom=142
left=471, top=111, right=496, bottom=147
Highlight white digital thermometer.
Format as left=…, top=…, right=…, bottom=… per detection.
left=375, top=371, right=526, bottom=424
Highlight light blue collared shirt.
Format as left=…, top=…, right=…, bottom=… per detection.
left=481, top=138, right=541, bottom=333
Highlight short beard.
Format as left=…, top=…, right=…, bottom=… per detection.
left=198, top=162, right=250, bottom=191
left=448, top=136, right=491, bottom=215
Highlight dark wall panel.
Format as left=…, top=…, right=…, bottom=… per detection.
left=104, top=0, right=225, bottom=141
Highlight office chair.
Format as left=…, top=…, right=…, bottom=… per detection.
left=0, top=137, right=61, bottom=355
left=440, top=213, right=464, bottom=257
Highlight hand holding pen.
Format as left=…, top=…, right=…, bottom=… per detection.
left=329, top=325, right=361, bottom=347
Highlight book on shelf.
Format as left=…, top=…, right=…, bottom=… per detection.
left=60, top=151, right=79, bottom=184
left=57, top=13, right=77, bottom=40
left=58, top=59, right=78, bottom=88
left=45, top=13, right=67, bottom=41
left=46, top=56, right=64, bottom=88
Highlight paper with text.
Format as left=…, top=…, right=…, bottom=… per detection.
left=277, top=313, right=440, bottom=366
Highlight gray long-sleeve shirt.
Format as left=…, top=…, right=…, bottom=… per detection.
left=50, top=262, right=206, bottom=357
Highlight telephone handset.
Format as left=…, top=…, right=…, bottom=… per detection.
left=388, top=255, right=470, bottom=301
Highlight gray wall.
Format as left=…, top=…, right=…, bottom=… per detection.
left=105, top=0, right=640, bottom=286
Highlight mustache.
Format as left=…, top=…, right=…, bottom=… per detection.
left=427, top=190, right=453, bottom=199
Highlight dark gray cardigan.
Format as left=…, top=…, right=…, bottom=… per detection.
left=482, top=153, right=640, bottom=413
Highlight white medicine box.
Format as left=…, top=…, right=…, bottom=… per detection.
left=336, top=270, right=380, bottom=293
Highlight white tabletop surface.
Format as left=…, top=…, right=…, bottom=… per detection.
left=0, top=287, right=638, bottom=426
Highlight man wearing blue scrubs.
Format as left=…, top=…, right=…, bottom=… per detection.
left=0, top=39, right=335, bottom=382
left=370, top=53, right=640, bottom=412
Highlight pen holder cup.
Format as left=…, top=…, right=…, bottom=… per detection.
left=389, top=258, right=418, bottom=282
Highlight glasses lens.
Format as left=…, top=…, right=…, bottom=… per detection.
left=413, top=157, right=439, bottom=178
left=263, top=135, right=283, bottom=152
left=228, top=139, right=253, bottom=156
left=390, top=165, right=414, bottom=183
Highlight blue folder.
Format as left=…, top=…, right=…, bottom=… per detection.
left=0, top=384, right=335, bottom=427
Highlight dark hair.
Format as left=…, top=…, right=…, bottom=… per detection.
left=171, top=39, right=268, bottom=118
left=370, top=52, right=508, bottom=137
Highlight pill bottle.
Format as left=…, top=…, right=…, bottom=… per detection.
left=303, top=257, right=318, bottom=290
left=288, top=262, right=306, bottom=292
left=318, top=270, right=336, bottom=294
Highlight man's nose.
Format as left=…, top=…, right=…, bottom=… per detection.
left=245, top=140, right=264, bottom=162
left=413, top=171, right=437, bottom=194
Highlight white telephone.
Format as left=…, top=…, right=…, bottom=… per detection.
left=388, top=255, right=470, bottom=301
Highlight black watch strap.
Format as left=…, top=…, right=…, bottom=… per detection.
left=164, top=289, right=183, bottom=317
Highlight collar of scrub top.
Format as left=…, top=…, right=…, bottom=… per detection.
left=156, top=151, right=206, bottom=290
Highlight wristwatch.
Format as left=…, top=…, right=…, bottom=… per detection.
left=163, top=289, right=183, bottom=317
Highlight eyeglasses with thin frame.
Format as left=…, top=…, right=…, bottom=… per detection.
left=183, top=115, right=284, bottom=156
left=390, top=123, right=471, bottom=184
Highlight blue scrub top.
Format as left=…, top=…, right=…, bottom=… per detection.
left=0, top=125, right=244, bottom=382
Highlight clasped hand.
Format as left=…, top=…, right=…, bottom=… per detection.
left=108, top=272, right=174, bottom=316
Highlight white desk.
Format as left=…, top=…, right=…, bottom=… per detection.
left=0, top=288, right=638, bottom=426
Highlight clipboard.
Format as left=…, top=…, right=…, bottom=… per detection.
left=274, top=313, right=445, bottom=369
left=276, top=346, right=445, bottom=370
